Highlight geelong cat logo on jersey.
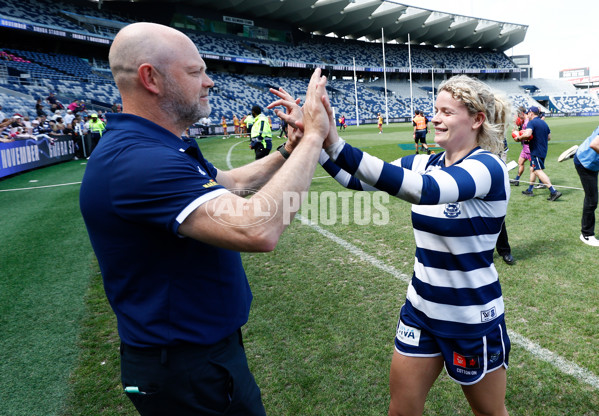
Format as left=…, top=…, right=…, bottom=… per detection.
left=443, top=202, right=461, bottom=218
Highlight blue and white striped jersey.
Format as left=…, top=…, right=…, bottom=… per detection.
left=320, top=140, right=510, bottom=338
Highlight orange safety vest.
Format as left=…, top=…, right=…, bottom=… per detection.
left=414, top=115, right=427, bottom=130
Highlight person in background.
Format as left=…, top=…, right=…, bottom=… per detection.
left=64, top=109, right=75, bottom=126
left=412, top=109, right=431, bottom=155
left=377, top=112, right=383, bottom=134
left=242, top=111, right=254, bottom=138
left=233, top=114, right=240, bottom=136
left=510, top=106, right=530, bottom=186
left=87, top=113, right=105, bottom=155
left=46, top=92, right=63, bottom=111
left=79, top=22, right=330, bottom=416
left=520, top=106, right=562, bottom=201
left=496, top=136, right=515, bottom=265
left=51, top=116, right=66, bottom=135
left=35, top=98, right=46, bottom=116
left=22, top=116, right=32, bottom=134
left=574, top=126, right=599, bottom=246
left=68, top=99, right=80, bottom=114
left=338, top=114, right=346, bottom=131
left=111, top=102, right=122, bottom=113
left=221, top=115, right=228, bottom=138
left=279, top=115, right=288, bottom=139
left=249, top=105, right=272, bottom=159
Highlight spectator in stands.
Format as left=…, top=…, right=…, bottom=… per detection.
left=68, top=100, right=80, bottom=114
left=35, top=98, right=46, bottom=117
left=299, top=75, right=513, bottom=416
left=412, top=109, right=431, bottom=154
left=51, top=110, right=62, bottom=122
left=37, top=115, right=52, bottom=135
left=62, top=121, right=75, bottom=140
left=31, top=119, right=41, bottom=135
left=520, top=106, right=562, bottom=201
left=46, top=92, right=62, bottom=111
left=12, top=126, right=36, bottom=140
left=79, top=22, right=329, bottom=416
left=73, top=115, right=86, bottom=159
left=64, top=109, right=75, bottom=126
left=28, top=119, right=55, bottom=145
left=111, top=102, right=122, bottom=113
left=10, top=115, right=24, bottom=132
left=0, top=105, right=5, bottom=121
left=0, top=118, right=14, bottom=142
left=22, top=116, right=33, bottom=134
left=51, top=117, right=66, bottom=135
left=574, top=126, right=599, bottom=246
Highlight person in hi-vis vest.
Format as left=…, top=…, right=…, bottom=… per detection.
left=249, top=105, right=272, bottom=160
left=413, top=110, right=431, bottom=154
left=87, top=112, right=105, bottom=156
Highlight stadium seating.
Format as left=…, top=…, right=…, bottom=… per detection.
left=0, top=0, right=595, bottom=125
left=551, top=94, right=599, bottom=113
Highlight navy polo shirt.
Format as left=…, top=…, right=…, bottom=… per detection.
left=80, top=113, right=252, bottom=347
left=527, top=117, right=551, bottom=158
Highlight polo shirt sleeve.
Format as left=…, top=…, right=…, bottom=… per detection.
left=202, top=157, right=219, bottom=178
left=109, top=144, right=229, bottom=235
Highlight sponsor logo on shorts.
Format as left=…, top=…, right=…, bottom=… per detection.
left=480, top=306, right=497, bottom=322
left=489, top=352, right=501, bottom=363
left=455, top=367, right=478, bottom=376
left=396, top=321, right=421, bottom=347
left=453, top=352, right=480, bottom=369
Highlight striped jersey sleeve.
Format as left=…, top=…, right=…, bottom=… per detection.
left=322, top=139, right=510, bottom=338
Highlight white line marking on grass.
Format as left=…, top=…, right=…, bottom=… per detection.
left=297, top=214, right=411, bottom=284
left=0, top=181, right=82, bottom=192
left=226, top=138, right=250, bottom=169
left=512, top=180, right=583, bottom=191
left=509, top=332, right=599, bottom=389
left=298, top=214, right=599, bottom=390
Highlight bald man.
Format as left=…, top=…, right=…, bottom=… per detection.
left=80, top=22, right=330, bottom=415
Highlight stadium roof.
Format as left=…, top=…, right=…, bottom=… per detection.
left=112, top=0, right=528, bottom=51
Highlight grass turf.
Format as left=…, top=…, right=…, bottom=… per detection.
left=1, top=117, right=598, bottom=415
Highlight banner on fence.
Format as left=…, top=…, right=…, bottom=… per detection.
left=0, top=135, right=75, bottom=178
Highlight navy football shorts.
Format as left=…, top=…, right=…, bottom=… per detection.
left=394, top=308, right=511, bottom=385
left=531, top=155, right=546, bottom=171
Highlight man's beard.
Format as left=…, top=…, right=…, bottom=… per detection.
left=159, top=79, right=210, bottom=129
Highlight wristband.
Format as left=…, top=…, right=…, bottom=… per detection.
left=277, top=142, right=291, bottom=159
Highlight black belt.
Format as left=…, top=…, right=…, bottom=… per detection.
left=120, top=330, right=240, bottom=363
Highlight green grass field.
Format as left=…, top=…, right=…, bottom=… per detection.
left=1, top=117, right=598, bottom=416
